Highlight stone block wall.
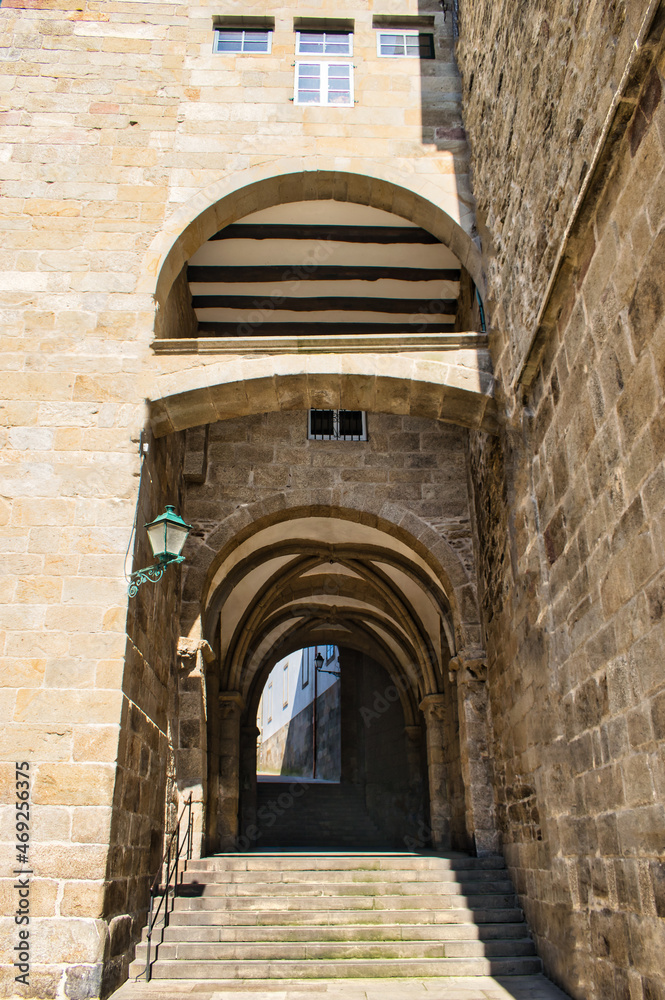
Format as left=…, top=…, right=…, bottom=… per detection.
left=341, top=650, right=418, bottom=847
left=459, top=5, right=665, bottom=998
left=181, top=407, right=475, bottom=624
left=456, top=0, right=653, bottom=391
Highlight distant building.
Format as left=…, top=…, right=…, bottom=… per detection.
left=257, top=646, right=341, bottom=780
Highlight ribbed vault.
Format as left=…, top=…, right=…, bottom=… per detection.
left=201, top=512, right=460, bottom=732
left=194, top=505, right=497, bottom=856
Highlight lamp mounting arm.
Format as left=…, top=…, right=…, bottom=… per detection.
left=128, top=554, right=185, bottom=597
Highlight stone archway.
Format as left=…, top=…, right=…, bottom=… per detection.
left=148, top=357, right=497, bottom=438
left=139, top=162, right=486, bottom=310
left=177, top=500, right=499, bottom=858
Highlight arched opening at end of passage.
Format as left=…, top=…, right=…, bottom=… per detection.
left=256, top=644, right=341, bottom=784
left=245, top=640, right=429, bottom=852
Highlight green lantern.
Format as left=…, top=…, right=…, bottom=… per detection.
left=128, top=505, right=193, bottom=596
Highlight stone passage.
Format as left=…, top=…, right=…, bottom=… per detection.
left=255, top=782, right=389, bottom=849
left=129, top=852, right=542, bottom=980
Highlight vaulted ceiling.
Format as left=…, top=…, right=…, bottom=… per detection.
left=186, top=201, right=463, bottom=339
left=202, top=514, right=456, bottom=724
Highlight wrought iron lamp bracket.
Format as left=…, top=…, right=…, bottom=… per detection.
left=128, top=555, right=185, bottom=597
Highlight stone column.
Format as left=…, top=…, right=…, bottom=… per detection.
left=176, top=638, right=214, bottom=859
left=404, top=724, right=426, bottom=838
left=419, top=694, right=451, bottom=850
left=217, top=691, right=245, bottom=852
left=449, top=651, right=499, bottom=856
left=239, top=724, right=260, bottom=849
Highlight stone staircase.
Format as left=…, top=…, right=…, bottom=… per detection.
left=130, top=852, right=542, bottom=980
left=255, top=781, right=390, bottom=848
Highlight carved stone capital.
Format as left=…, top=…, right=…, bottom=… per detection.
left=448, top=648, right=487, bottom=685
left=419, top=693, right=446, bottom=723
left=218, top=690, right=245, bottom=719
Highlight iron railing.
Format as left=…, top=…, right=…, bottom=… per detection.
left=143, top=794, right=193, bottom=982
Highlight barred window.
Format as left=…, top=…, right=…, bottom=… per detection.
left=308, top=410, right=367, bottom=441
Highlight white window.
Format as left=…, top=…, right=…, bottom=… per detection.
left=326, top=645, right=335, bottom=661
left=376, top=31, right=434, bottom=58
left=266, top=682, right=273, bottom=723
left=296, top=31, right=352, bottom=56
left=302, top=656, right=310, bottom=688
left=294, top=62, right=353, bottom=106
left=283, top=662, right=289, bottom=708
left=214, top=29, right=272, bottom=54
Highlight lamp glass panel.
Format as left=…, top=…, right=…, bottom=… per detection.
left=147, top=521, right=167, bottom=559
left=165, top=520, right=189, bottom=557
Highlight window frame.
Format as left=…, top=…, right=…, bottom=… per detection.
left=213, top=28, right=273, bottom=54
left=295, top=30, right=353, bottom=56
left=294, top=61, right=354, bottom=107
left=266, top=682, right=273, bottom=723
left=283, top=662, right=289, bottom=708
left=376, top=30, right=434, bottom=58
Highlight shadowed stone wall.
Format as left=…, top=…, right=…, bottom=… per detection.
left=458, top=4, right=665, bottom=998
left=102, top=429, right=186, bottom=996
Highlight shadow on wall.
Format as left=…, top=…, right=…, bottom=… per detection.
left=415, top=0, right=484, bottom=333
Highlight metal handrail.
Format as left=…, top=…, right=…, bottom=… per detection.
left=143, top=794, right=193, bottom=982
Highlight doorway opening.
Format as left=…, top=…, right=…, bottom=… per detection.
left=247, top=645, right=427, bottom=850
left=257, top=645, right=341, bottom=782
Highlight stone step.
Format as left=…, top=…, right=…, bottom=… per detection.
left=171, top=892, right=518, bottom=912
left=128, top=956, right=543, bottom=979
left=175, top=879, right=516, bottom=897
left=133, top=938, right=537, bottom=962
left=139, top=852, right=540, bottom=982
left=166, top=906, right=526, bottom=926
left=152, top=921, right=532, bottom=944
left=186, top=854, right=506, bottom=872
left=180, top=868, right=509, bottom=885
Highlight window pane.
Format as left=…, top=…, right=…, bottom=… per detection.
left=324, top=33, right=351, bottom=54
left=243, top=31, right=269, bottom=52
left=338, top=410, right=363, bottom=437
left=380, top=33, right=405, bottom=56
left=418, top=34, right=435, bottom=58
left=327, top=64, right=350, bottom=105
left=216, top=31, right=243, bottom=52
left=406, top=36, right=421, bottom=56
left=297, top=63, right=321, bottom=102
left=310, top=409, right=335, bottom=436
left=299, top=32, right=324, bottom=52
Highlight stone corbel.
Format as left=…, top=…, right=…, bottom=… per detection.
left=448, top=648, right=487, bottom=685
left=178, top=638, right=215, bottom=683
left=178, top=637, right=214, bottom=663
